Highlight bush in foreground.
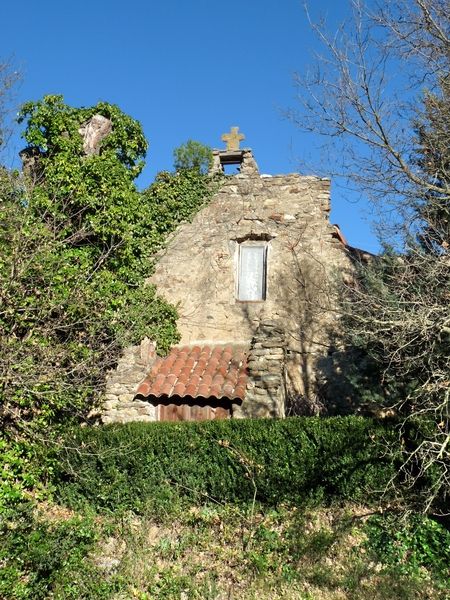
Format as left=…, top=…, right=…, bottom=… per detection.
left=52, top=416, right=400, bottom=513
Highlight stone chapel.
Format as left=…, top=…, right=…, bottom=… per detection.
left=102, top=128, right=367, bottom=424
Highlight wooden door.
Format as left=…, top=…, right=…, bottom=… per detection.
left=158, top=403, right=230, bottom=421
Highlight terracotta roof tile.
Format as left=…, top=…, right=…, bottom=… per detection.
left=173, top=382, right=187, bottom=396
left=137, top=381, right=151, bottom=396
left=197, top=383, right=211, bottom=397
left=161, top=382, right=173, bottom=396
left=135, top=344, right=248, bottom=404
left=185, top=384, right=198, bottom=396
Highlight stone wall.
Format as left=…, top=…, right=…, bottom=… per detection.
left=210, top=148, right=260, bottom=176
left=102, top=158, right=355, bottom=421
left=152, top=174, right=336, bottom=340
left=235, top=320, right=286, bottom=418
left=102, top=338, right=156, bottom=424
left=149, top=168, right=354, bottom=415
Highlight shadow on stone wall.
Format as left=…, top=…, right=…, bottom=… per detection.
left=264, top=234, right=386, bottom=417
left=286, top=250, right=394, bottom=418
left=273, top=237, right=340, bottom=415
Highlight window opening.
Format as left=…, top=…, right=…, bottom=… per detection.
left=237, top=244, right=267, bottom=301
left=223, top=163, right=240, bottom=175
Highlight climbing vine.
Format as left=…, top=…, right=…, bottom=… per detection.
left=0, top=96, right=218, bottom=496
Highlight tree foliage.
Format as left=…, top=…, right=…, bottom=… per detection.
left=173, top=139, right=213, bottom=173
left=0, top=96, right=216, bottom=459
left=293, top=0, right=450, bottom=512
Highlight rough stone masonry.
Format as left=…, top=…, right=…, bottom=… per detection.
left=102, top=135, right=356, bottom=423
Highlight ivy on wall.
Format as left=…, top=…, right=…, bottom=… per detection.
left=0, top=96, right=217, bottom=492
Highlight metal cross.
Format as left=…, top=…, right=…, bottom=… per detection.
left=221, top=126, right=245, bottom=151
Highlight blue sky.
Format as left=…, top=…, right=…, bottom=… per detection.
left=2, top=0, right=380, bottom=252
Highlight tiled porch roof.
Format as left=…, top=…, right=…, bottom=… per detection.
left=135, top=344, right=248, bottom=403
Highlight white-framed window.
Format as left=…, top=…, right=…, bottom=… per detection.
left=237, top=243, right=267, bottom=301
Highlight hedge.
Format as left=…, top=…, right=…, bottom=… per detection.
left=52, top=416, right=399, bottom=513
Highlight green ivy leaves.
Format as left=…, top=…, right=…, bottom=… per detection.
left=1, top=96, right=216, bottom=453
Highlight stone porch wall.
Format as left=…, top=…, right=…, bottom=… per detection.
left=102, top=338, right=156, bottom=424
left=235, top=320, right=286, bottom=419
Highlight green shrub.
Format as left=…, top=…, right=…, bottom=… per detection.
left=364, top=512, right=450, bottom=588
left=0, top=438, right=40, bottom=509
left=0, top=502, right=115, bottom=599
left=51, top=417, right=399, bottom=513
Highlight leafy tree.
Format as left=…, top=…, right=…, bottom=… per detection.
left=173, top=139, right=213, bottom=173
left=292, top=0, right=449, bottom=512
left=0, top=96, right=216, bottom=465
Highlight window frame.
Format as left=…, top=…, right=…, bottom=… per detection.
left=236, top=241, right=268, bottom=302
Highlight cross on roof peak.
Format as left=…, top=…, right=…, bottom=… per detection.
left=221, top=126, right=245, bottom=151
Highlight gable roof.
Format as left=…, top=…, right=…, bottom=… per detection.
left=135, top=344, right=248, bottom=404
